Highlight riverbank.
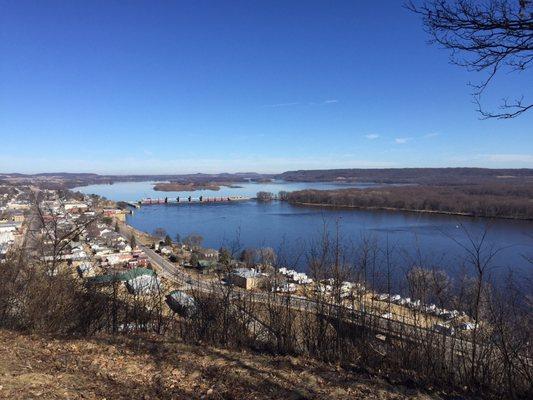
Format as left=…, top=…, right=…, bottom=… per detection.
left=285, top=184, right=533, bottom=220
left=288, top=201, right=533, bottom=221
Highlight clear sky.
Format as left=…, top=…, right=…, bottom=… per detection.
left=1, top=0, right=532, bottom=174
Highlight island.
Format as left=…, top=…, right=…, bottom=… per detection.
left=153, top=182, right=243, bottom=192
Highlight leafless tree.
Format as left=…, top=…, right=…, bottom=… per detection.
left=153, top=227, right=167, bottom=239
left=407, top=0, right=533, bottom=118
left=30, top=193, right=97, bottom=274
left=240, top=247, right=256, bottom=267
left=183, top=233, right=203, bottom=250
left=256, top=247, right=277, bottom=270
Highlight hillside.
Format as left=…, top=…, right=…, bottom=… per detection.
left=278, top=168, right=533, bottom=185
left=3, top=168, right=533, bottom=190
left=0, top=330, right=445, bottom=400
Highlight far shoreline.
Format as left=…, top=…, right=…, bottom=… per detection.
left=287, top=201, right=533, bottom=221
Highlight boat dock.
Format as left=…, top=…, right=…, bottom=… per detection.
left=137, top=196, right=251, bottom=205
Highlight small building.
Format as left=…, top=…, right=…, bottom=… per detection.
left=87, top=267, right=155, bottom=286
left=105, top=252, right=133, bottom=266
left=125, top=274, right=162, bottom=295
left=197, top=259, right=218, bottom=274
left=0, top=242, right=10, bottom=260
left=229, top=268, right=264, bottom=290
left=160, top=246, right=173, bottom=255
left=272, top=282, right=297, bottom=293
left=166, top=290, right=196, bottom=317
left=103, top=208, right=128, bottom=222
left=0, top=222, right=20, bottom=233
left=64, top=201, right=89, bottom=213
left=9, top=211, right=25, bottom=223
left=71, top=249, right=88, bottom=261
left=199, top=248, right=219, bottom=259
left=6, top=202, right=30, bottom=211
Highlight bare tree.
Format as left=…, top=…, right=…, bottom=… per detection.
left=153, top=227, right=167, bottom=239
left=183, top=233, right=203, bottom=250
left=407, top=0, right=533, bottom=118
left=31, top=193, right=97, bottom=274
left=256, top=247, right=277, bottom=270
left=240, top=247, right=256, bottom=267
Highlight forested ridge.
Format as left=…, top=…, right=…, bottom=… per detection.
left=279, top=168, right=533, bottom=185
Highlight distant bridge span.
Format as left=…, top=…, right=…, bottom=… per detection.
left=137, top=195, right=251, bottom=205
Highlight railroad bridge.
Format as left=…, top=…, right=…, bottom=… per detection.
left=137, top=195, right=251, bottom=205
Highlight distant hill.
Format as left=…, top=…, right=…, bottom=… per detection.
left=277, top=168, right=533, bottom=185
left=2, top=168, right=533, bottom=189
left=0, top=172, right=276, bottom=189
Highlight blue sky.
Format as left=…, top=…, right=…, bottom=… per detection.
left=1, top=0, right=532, bottom=174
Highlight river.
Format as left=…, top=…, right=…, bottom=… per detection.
left=75, top=181, right=533, bottom=288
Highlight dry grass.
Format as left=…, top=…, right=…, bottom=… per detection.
left=0, top=329, right=446, bottom=400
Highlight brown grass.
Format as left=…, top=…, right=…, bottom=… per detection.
left=0, top=329, right=444, bottom=400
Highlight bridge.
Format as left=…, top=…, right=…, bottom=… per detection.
left=136, top=195, right=251, bottom=205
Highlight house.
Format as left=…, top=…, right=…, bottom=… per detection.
left=0, top=231, right=15, bottom=245
left=115, top=242, right=132, bottom=253
left=125, top=274, right=161, bottom=295
left=433, top=323, right=455, bottom=335
left=94, top=247, right=113, bottom=257
left=229, top=268, right=264, bottom=290
left=87, top=267, right=155, bottom=286
left=160, top=246, right=173, bottom=255
left=64, top=201, right=89, bottom=213
left=0, top=222, right=20, bottom=233
left=131, top=251, right=149, bottom=267
left=197, top=259, right=218, bottom=274
left=71, top=249, right=88, bottom=261
left=166, top=290, right=196, bottom=317
left=272, top=283, right=296, bottom=293
left=199, top=248, right=219, bottom=259
left=458, top=322, right=475, bottom=331
left=9, top=211, right=25, bottom=223
left=103, top=208, right=128, bottom=222
left=0, top=242, right=11, bottom=260
left=105, top=252, right=133, bottom=266
left=6, top=201, right=30, bottom=210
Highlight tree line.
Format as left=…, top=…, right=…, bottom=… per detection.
left=285, top=183, right=533, bottom=219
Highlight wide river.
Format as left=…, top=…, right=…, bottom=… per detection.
left=75, top=181, right=532, bottom=287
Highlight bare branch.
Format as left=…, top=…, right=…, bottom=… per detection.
left=407, top=0, right=533, bottom=118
